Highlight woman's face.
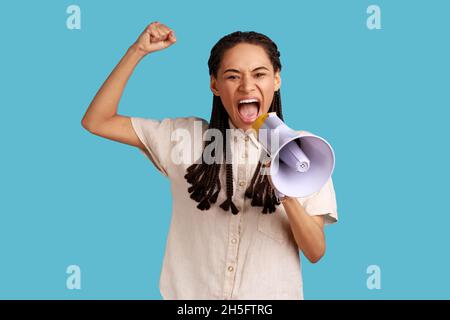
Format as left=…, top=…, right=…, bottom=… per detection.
left=210, top=43, right=281, bottom=131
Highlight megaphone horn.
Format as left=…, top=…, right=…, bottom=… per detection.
left=252, top=112, right=335, bottom=198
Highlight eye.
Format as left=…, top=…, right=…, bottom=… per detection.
left=255, top=73, right=266, bottom=78
left=227, top=75, right=238, bottom=80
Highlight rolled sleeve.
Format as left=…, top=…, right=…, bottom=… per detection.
left=130, top=117, right=173, bottom=177
left=299, top=177, right=338, bottom=225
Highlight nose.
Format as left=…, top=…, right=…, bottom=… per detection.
left=238, top=75, right=257, bottom=92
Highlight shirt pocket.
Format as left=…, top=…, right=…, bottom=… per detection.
left=257, top=211, right=292, bottom=244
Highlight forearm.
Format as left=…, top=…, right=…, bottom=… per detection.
left=82, top=44, right=146, bottom=127
left=281, top=197, right=325, bottom=263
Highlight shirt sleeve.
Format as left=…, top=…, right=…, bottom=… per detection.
left=130, top=116, right=173, bottom=177
left=298, top=176, right=338, bottom=225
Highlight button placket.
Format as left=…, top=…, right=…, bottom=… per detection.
left=237, top=138, right=247, bottom=208
left=222, top=214, right=241, bottom=299
left=237, top=138, right=246, bottom=193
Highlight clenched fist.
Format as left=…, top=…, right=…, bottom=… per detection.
left=133, top=21, right=177, bottom=56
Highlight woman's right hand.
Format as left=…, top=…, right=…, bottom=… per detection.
left=133, top=21, right=177, bottom=56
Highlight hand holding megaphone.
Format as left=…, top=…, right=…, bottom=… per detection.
left=252, top=113, right=335, bottom=199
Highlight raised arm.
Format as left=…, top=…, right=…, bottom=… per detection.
left=81, top=22, right=177, bottom=149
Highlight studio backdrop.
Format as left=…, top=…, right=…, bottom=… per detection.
left=0, top=0, right=449, bottom=299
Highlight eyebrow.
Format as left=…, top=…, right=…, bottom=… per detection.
left=223, top=66, right=270, bottom=74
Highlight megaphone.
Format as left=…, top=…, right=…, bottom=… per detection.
left=252, top=112, right=335, bottom=198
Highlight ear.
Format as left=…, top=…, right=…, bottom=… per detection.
left=210, top=75, right=220, bottom=96
left=274, top=71, right=281, bottom=91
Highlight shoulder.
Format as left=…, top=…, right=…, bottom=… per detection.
left=169, top=117, right=209, bottom=141
left=171, top=116, right=209, bottom=130
left=131, top=116, right=208, bottom=132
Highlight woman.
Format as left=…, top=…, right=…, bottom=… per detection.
left=82, top=21, right=338, bottom=300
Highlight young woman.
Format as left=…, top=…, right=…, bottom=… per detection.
left=82, top=21, right=338, bottom=300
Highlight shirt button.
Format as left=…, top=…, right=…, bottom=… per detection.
left=234, top=136, right=237, bottom=142
left=231, top=238, right=237, bottom=244
left=239, top=181, right=245, bottom=187
left=245, top=136, right=249, bottom=142
left=228, top=266, right=234, bottom=272
left=242, top=153, right=247, bottom=159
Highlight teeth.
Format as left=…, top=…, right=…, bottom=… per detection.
left=238, top=99, right=259, bottom=104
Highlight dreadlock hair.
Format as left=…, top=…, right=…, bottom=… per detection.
left=184, top=31, right=285, bottom=215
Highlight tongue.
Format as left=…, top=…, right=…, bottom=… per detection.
left=238, top=103, right=259, bottom=123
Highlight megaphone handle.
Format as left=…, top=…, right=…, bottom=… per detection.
left=274, top=188, right=286, bottom=202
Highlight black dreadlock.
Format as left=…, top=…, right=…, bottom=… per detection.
left=184, top=31, right=285, bottom=215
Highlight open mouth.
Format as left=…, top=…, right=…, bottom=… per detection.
left=237, top=99, right=261, bottom=124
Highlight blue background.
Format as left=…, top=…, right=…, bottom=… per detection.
left=1, top=0, right=449, bottom=299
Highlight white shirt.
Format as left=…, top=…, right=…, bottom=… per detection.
left=130, top=115, right=338, bottom=300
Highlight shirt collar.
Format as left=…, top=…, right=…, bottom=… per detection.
left=227, top=118, right=260, bottom=148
